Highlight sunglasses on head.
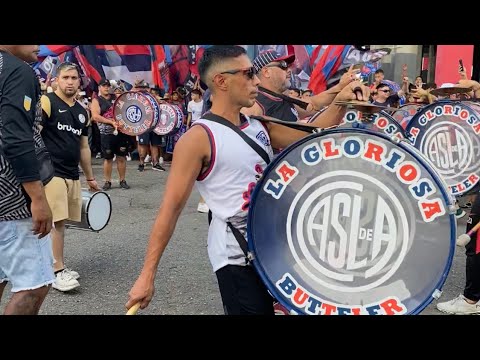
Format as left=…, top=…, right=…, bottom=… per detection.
left=265, top=60, right=289, bottom=71
left=219, top=66, right=256, bottom=80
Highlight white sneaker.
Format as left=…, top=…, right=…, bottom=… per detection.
left=197, top=202, right=209, bottom=213
left=145, top=154, right=152, bottom=163
left=436, top=294, right=480, bottom=314
left=65, top=268, right=80, bottom=280
left=126, top=154, right=132, bottom=161
left=52, top=269, right=80, bottom=292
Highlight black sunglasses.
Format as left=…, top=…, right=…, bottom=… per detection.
left=379, top=89, right=391, bottom=93
left=219, top=66, right=256, bottom=80
left=265, top=60, right=289, bottom=71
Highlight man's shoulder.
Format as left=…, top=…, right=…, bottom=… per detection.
left=0, top=52, right=35, bottom=82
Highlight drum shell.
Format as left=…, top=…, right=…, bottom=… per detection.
left=65, top=190, right=112, bottom=232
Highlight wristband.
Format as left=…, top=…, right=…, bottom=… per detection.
left=87, top=178, right=95, bottom=181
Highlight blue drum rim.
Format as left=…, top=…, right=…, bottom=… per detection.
left=247, top=127, right=456, bottom=315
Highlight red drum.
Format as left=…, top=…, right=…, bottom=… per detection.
left=113, top=91, right=159, bottom=136
left=153, top=103, right=184, bottom=136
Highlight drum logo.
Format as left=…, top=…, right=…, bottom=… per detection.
left=262, top=135, right=446, bottom=314
left=422, top=122, right=471, bottom=179
left=126, top=105, right=142, bottom=123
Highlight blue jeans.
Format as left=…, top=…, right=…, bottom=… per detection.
left=0, top=218, right=55, bottom=292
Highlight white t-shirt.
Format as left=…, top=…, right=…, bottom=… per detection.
left=187, top=99, right=204, bottom=123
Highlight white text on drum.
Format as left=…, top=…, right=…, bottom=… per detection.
left=276, top=273, right=407, bottom=315
left=264, top=136, right=445, bottom=222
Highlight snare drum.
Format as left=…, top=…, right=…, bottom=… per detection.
left=248, top=128, right=456, bottom=315
left=65, top=190, right=112, bottom=232
left=406, top=100, right=480, bottom=196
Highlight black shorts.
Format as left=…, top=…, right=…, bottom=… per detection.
left=138, top=131, right=165, bottom=147
left=215, top=265, right=274, bottom=315
left=101, top=133, right=131, bottom=159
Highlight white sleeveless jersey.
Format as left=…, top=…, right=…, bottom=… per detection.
left=193, top=115, right=274, bottom=272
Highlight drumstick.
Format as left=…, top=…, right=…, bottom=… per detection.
left=126, top=302, right=141, bottom=315
left=259, top=86, right=310, bottom=110
left=456, top=220, right=480, bottom=246
left=250, top=115, right=320, bottom=133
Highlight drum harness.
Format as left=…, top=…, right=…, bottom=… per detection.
left=202, top=112, right=317, bottom=265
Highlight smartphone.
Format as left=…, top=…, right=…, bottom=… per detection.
left=459, top=59, right=464, bottom=72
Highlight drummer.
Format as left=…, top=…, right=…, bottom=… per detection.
left=241, top=50, right=358, bottom=123
left=132, top=80, right=166, bottom=172
left=125, top=45, right=370, bottom=315
left=91, top=79, right=131, bottom=190
left=40, top=62, right=100, bottom=292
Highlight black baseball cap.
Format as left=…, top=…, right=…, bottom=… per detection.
left=98, top=78, right=111, bottom=86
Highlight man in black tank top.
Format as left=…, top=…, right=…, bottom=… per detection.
left=40, top=62, right=100, bottom=292
left=91, top=78, right=132, bottom=190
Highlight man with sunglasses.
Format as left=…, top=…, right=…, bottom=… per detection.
left=242, top=50, right=359, bottom=125
left=372, top=82, right=405, bottom=107
left=126, top=45, right=370, bottom=315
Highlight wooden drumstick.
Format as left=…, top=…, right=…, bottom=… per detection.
left=456, top=220, right=480, bottom=246
left=126, top=302, right=141, bottom=315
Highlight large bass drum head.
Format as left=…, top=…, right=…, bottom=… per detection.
left=406, top=101, right=480, bottom=196
left=248, top=128, right=455, bottom=315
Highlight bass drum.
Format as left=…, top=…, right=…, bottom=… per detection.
left=391, top=103, right=424, bottom=130
left=248, top=128, right=456, bottom=315
left=308, top=108, right=407, bottom=141
left=406, top=100, right=480, bottom=196
left=153, top=103, right=184, bottom=136
left=113, top=91, right=159, bottom=136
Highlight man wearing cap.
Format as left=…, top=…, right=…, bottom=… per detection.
left=242, top=50, right=357, bottom=125
left=91, top=78, right=131, bottom=190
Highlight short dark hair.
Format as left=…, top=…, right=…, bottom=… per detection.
left=191, top=89, right=202, bottom=96
left=198, top=45, right=247, bottom=83
left=376, top=83, right=389, bottom=90
left=374, top=69, right=384, bottom=75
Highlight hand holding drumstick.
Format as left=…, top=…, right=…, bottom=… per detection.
left=457, top=220, right=480, bottom=246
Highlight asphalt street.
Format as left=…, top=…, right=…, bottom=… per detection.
left=0, top=158, right=470, bottom=315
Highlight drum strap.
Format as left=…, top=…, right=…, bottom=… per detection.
left=202, top=112, right=271, bottom=165
left=202, top=112, right=272, bottom=264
